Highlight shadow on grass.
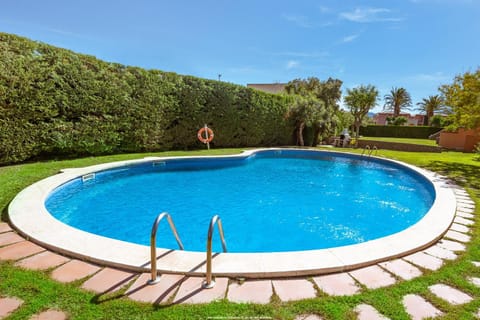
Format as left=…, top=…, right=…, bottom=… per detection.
left=425, top=160, right=480, bottom=197
left=1, top=205, right=10, bottom=223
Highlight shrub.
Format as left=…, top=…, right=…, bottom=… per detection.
left=0, top=32, right=294, bottom=165
left=359, top=125, right=443, bottom=138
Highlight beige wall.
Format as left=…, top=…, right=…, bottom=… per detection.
left=439, top=128, right=480, bottom=152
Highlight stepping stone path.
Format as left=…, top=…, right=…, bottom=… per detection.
left=354, top=304, right=389, bottom=319
left=0, top=296, right=23, bottom=318
left=51, top=260, right=101, bottom=283
left=0, top=184, right=478, bottom=319
left=272, top=279, right=317, bottom=301
left=429, top=284, right=473, bottom=305
left=379, top=259, right=422, bottom=280
left=313, top=273, right=360, bottom=296
left=349, top=265, right=396, bottom=289
left=30, top=309, right=68, bottom=320
left=295, top=315, right=323, bottom=320
left=403, top=252, right=444, bottom=271
left=402, top=294, right=443, bottom=319
left=227, top=280, right=273, bottom=304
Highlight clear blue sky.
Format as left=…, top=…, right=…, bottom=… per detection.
left=1, top=0, right=479, bottom=112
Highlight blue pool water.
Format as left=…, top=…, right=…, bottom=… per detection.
left=45, top=150, right=435, bottom=253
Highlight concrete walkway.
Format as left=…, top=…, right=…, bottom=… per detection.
left=0, top=186, right=478, bottom=319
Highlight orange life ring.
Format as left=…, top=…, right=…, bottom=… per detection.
left=197, top=127, right=214, bottom=143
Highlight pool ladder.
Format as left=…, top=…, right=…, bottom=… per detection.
left=148, top=212, right=227, bottom=289
left=361, top=145, right=378, bottom=157
left=148, top=212, right=184, bottom=285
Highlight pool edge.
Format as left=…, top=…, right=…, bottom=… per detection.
left=7, top=148, right=457, bottom=278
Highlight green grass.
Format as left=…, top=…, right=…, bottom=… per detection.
left=1, top=148, right=479, bottom=319
left=361, top=136, right=438, bottom=146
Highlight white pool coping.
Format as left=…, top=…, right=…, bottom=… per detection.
left=8, top=148, right=457, bottom=278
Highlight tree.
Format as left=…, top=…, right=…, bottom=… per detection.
left=440, top=68, right=480, bottom=129
left=416, top=95, right=444, bottom=125
left=343, top=85, right=379, bottom=138
left=285, top=77, right=342, bottom=145
left=383, top=87, right=412, bottom=117
left=286, top=94, right=324, bottom=146
left=335, top=110, right=354, bottom=135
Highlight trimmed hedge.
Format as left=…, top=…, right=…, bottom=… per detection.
left=0, top=33, right=293, bottom=165
left=359, top=125, right=443, bottom=138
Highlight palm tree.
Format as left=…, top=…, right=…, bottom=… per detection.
left=383, top=87, right=412, bottom=117
left=416, top=95, right=444, bottom=125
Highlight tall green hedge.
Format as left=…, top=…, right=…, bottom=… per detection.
left=0, top=33, right=293, bottom=165
left=359, top=125, right=443, bottom=138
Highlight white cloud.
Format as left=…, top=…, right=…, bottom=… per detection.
left=341, top=34, right=359, bottom=43
left=286, top=60, right=300, bottom=69
left=406, top=72, right=450, bottom=83
left=274, top=51, right=329, bottom=58
left=318, top=6, right=331, bottom=14
left=339, top=7, right=403, bottom=23
left=410, top=0, right=473, bottom=3
left=282, top=14, right=311, bottom=28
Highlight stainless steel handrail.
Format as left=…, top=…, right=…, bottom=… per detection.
left=202, top=215, right=227, bottom=289
left=362, top=145, right=378, bottom=157
left=148, top=212, right=184, bottom=285
left=361, top=145, right=371, bottom=156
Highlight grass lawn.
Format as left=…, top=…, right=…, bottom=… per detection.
left=361, top=136, right=438, bottom=147
left=1, top=148, right=479, bottom=319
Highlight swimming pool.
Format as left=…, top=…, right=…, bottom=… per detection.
left=8, top=149, right=456, bottom=277
left=45, top=149, right=434, bottom=253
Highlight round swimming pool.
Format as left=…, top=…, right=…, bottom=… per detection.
left=45, top=149, right=434, bottom=253
left=8, top=149, right=457, bottom=277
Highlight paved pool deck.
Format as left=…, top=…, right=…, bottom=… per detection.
left=1, top=186, right=477, bottom=320
left=7, top=149, right=458, bottom=278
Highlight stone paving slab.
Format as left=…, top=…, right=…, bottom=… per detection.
left=0, top=296, right=23, bottom=318
left=349, top=265, right=396, bottom=289
left=457, top=197, right=475, bottom=206
left=173, top=277, right=228, bottom=304
left=437, top=239, right=466, bottom=252
left=445, top=230, right=471, bottom=243
left=456, top=211, right=475, bottom=219
left=313, top=273, right=360, bottom=296
left=295, top=314, right=323, bottom=320
left=0, top=241, right=45, bottom=261
left=354, top=304, right=389, bottom=319
left=456, top=206, right=474, bottom=214
left=429, top=284, right=473, bottom=305
left=227, top=280, right=273, bottom=304
left=457, top=204, right=475, bottom=210
left=124, top=273, right=184, bottom=304
left=0, top=232, right=25, bottom=247
left=472, top=261, right=480, bottom=267
left=51, top=259, right=101, bottom=283
left=423, top=245, right=457, bottom=261
left=30, top=309, right=68, bottom=320
left=402, top=294, right=443, bottom=320
left=272, top=279, right=317, bottom=301
left=81, top=267, right=137, bottom=294
left=468, top=277, right=480, bottom=287
left=403, top=252, right=444, bottom=271
left=15, top=251, right=70, bottom=271
left=449, top=223, right=470, bottom=234
left=0, top=223, right=12, bottom=234
left=379, top=259, right=422, bottom=281
left=454, top=216, right=474, bottom=226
